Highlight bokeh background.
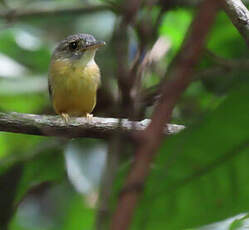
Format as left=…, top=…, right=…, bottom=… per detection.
left=0, top=0, right=249, bottom=229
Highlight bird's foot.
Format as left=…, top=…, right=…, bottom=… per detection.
left=86, top=113, right=93, bottom=122
left=61, top=113, right=70, bottom=124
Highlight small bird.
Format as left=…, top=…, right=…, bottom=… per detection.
left=48, top=33, right=105, bottom=122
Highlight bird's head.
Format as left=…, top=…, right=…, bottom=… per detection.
left=52, top=33, right=105, bottom=67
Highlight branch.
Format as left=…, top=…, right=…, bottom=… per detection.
left=110, top=0, right=219, bottom=229
left=0, top=5, right=110, bottom=21
left=223, top=0, right=249, bottom=48
left=0, top=112, right=184, bottom=139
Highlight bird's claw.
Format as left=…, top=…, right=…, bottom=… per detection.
left=61, top=113, right=70, bottom=124
left=86, top=113, right=93, bottom=122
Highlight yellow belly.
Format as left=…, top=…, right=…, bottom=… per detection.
left=49, top=60, right=100, bottom=116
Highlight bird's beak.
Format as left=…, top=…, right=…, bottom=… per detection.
left=82, top=40, right=106, bottom=51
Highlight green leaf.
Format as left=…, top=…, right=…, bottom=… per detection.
left=159, top=9, right=193, bottom=60
left=15, top=148, right=64, bottom=203
left=62, top=193, right=95, bottom=230
left=207, top=12, right=248, bottom=58
left=132, top=83, right=249, bottom=229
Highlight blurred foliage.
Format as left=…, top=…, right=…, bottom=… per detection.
left=135, top=84, right=249, bottom=229
left=0, top=0, right=249, bottom=230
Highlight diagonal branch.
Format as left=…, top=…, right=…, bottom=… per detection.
left=223, top=0, right=249, bottom=48
left=0, top=112, right=184, bottom=139
left=110, top=0, right=219, bottom=230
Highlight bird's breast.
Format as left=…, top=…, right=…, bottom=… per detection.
left=49, top=59, right=101, bottom=115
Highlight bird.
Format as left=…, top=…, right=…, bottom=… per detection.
left=48, top=33, right=105, bottom=122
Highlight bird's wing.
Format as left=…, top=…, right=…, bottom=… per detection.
left=48, top=77, right=53, bottom=101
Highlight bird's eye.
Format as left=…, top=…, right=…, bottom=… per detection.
left=69, top=41, right=78, bottom=50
